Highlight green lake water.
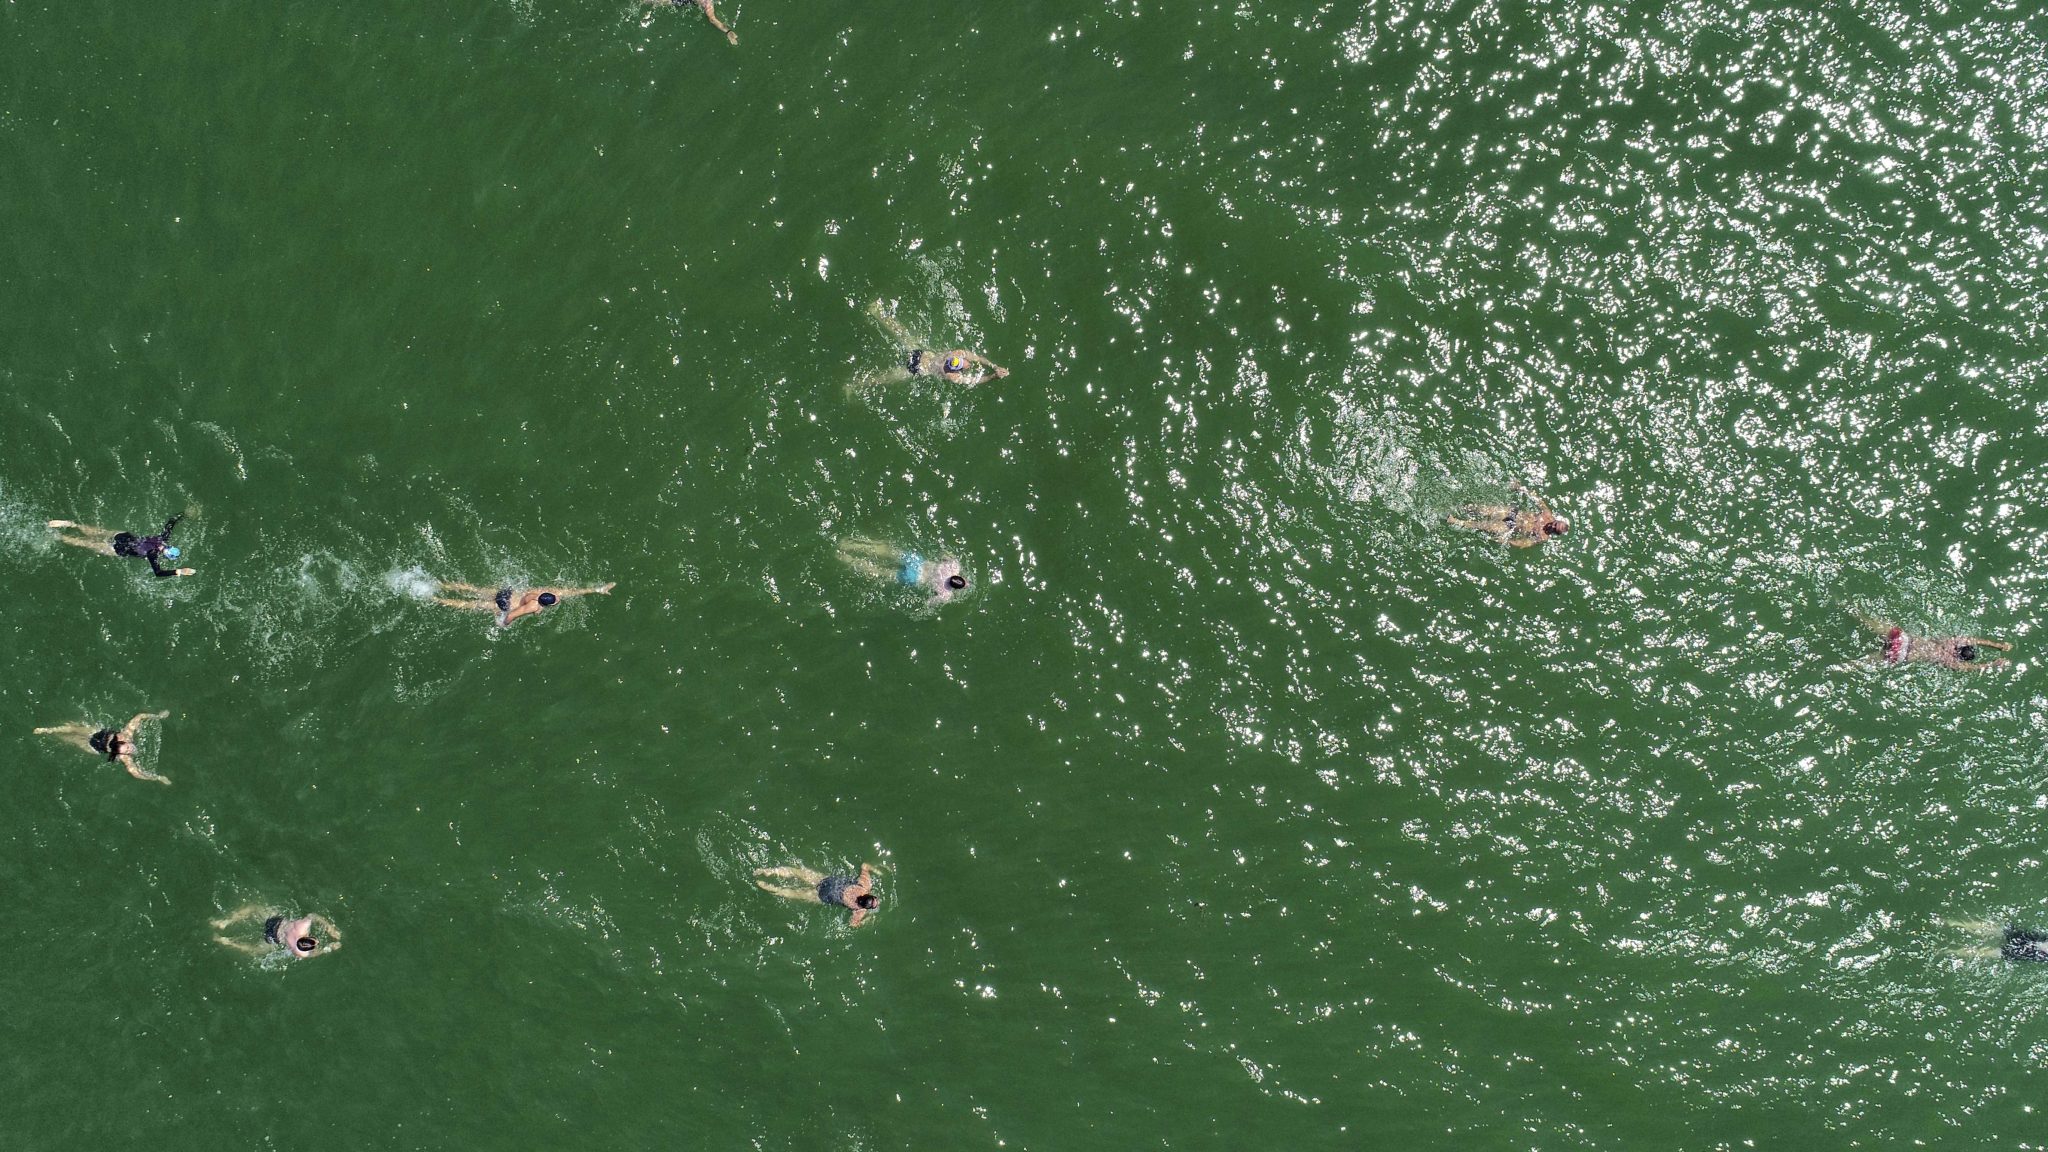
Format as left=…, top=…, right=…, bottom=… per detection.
left=5, top=0, right=2048, bottom=1146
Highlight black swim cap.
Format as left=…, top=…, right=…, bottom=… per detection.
left=1958, top=643, right=1979, bottom=662
left=855, top=894, right=878, bottom=909
left=538, top=592, right=558, bottom=607
left=946, top=575, right=967, bottom=591
left=295, top=937, right=317, bottom=953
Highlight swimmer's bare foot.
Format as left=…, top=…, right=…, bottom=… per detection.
left=46, top=519, right=73, bottom=528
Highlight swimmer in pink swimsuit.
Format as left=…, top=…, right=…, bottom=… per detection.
left=1862, top=618, right=2011, bottom=671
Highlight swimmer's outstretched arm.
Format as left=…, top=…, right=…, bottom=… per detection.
left=119, top=751, right=169, bottom=785
left=310, top=914, right=343, bottom=952
left=1960, top=638, right=2012, bottom=651
left=962, top=350, right=1010, bottom=378
left=548, top=582, right=617, bottom=600
left=698, top=0, right=737, bottom=44
left=121, top=711, right=169, bottom=742
left=1509, top=481, right=1555, bottom=520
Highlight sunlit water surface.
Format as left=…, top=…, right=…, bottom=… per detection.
left=5, top=0, right=2048, bottom=1146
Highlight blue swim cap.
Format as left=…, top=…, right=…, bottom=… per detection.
left=163, top=546, right=181, bottom=559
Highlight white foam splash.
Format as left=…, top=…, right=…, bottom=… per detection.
left=385, top=565, right=439, bottom=600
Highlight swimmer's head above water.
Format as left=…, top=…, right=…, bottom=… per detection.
left=946, top=574, right=967, bottom=591
left=538, top=592, right=558, bottom=607
left=163, top=545, right=181, bottom=559
left=855, top=893, right=878, bottom=910
left=1957, top=643, right=1979, bottom=662
left=1542, top=520, right=1569, bottom=537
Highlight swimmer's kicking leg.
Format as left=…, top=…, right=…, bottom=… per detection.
left=867, top=300, right=919, bottom=349
left=431, top=581, right=498, bottom=610
left=211, top=903, right=270, bottom=953
left=47, top=521, right=118, bottom=554
left=33, top=722, right=99, bottom=752
left=754, top=865, right=826, bottom=901
left=836, top=536, right=900, bottom=581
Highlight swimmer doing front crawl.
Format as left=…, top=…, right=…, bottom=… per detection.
left=642, top=0, right=737, bottom=44
left=2003, top=925, right=2048, bottom=962
left=35, top=710, right=172, bottom=785
left=214, top=904, right=341, bottom=961
left=838, top=536, right=968, bottom=609
left=755, top=862, right=879, bottom=926
left=433, top=580, right=616, bottom=628
left=1858, top=617, right=2011, bottom=672
left=859, top=300, right=1008, bottom=388
left=1448, top=482, right=1569, bottom=548
left=48, top=514, right=195, bottom=577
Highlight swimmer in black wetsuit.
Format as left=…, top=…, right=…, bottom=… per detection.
left=34, top=710, right=172, bottom=784
left=1448, top=483, right=1569, bottom=548
left=431, top=579, right=617, bottom=628
left=213, top=904, right=342, bottom=960
left=2004, top=926, right=2048, bottom=962
left=755, top=862, right=878, bottom=926
left=642, top=0, right=737, bottom=44
left=855, top=300, right=1008, bottom=390
left=48, top=515, right=196, bottom=577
